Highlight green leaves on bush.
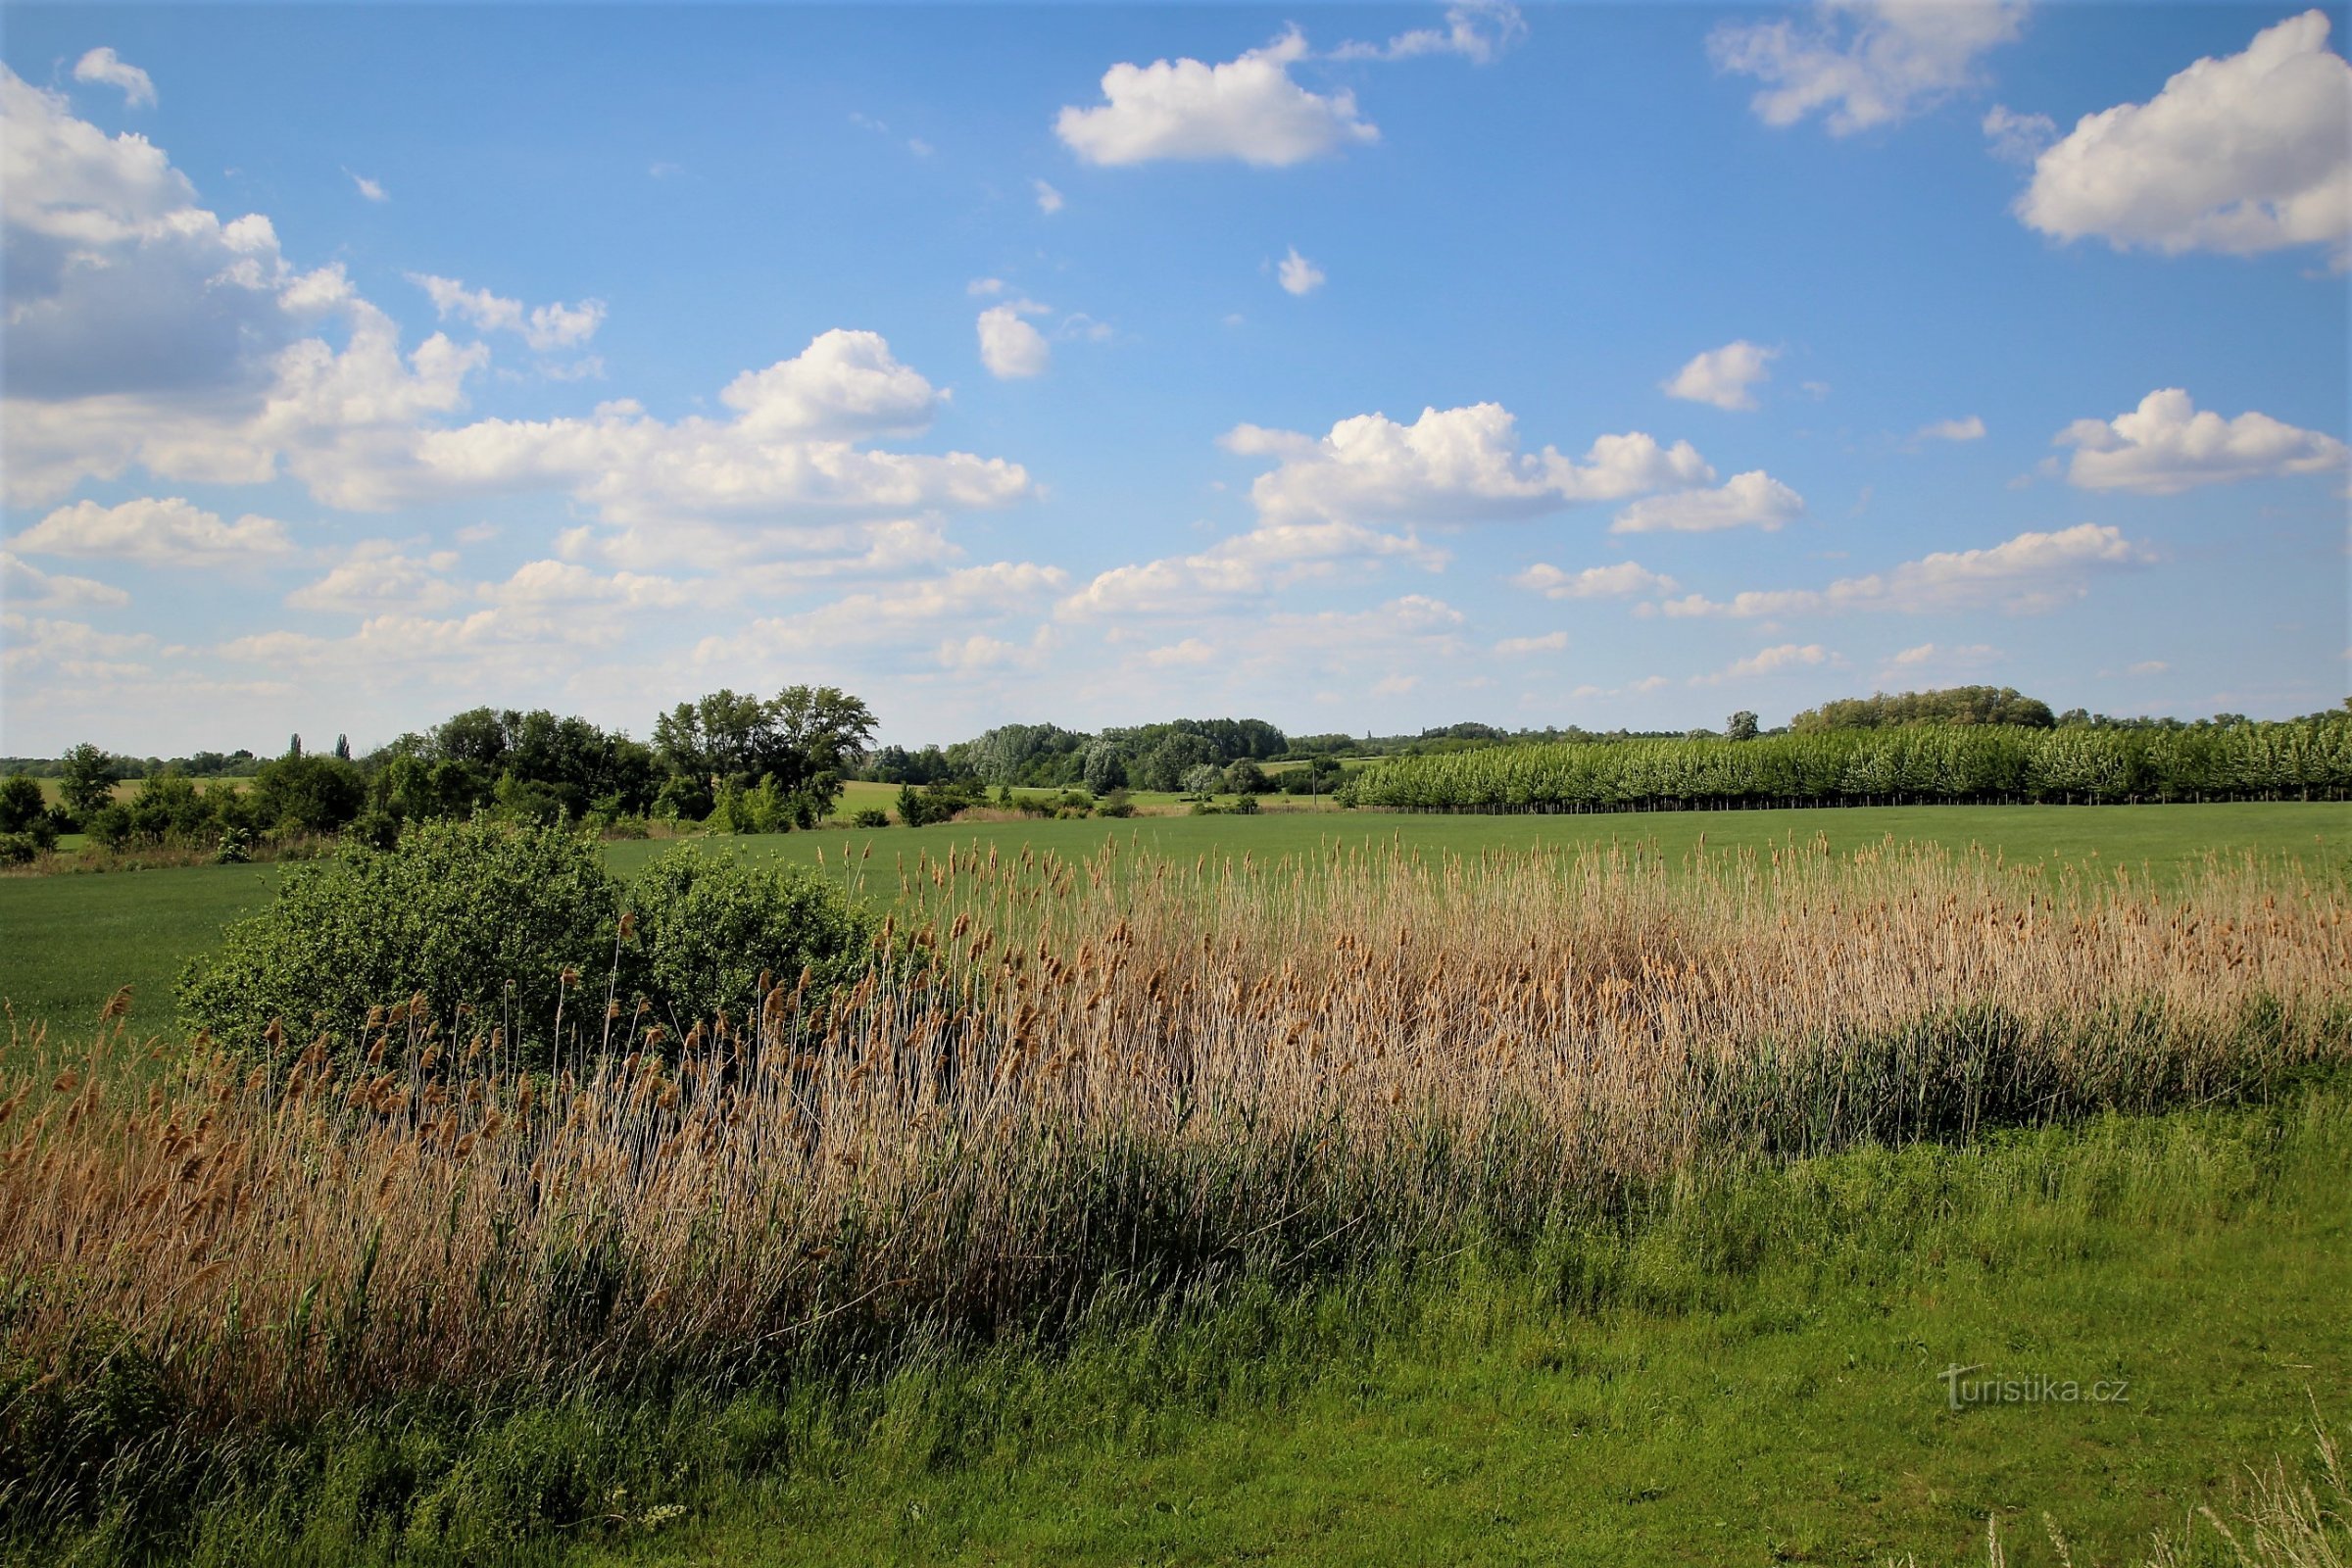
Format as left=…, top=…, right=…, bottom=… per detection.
left=624, top=847, right=883, bottom=1029
left=176, top=818, right=888, bottom=1066
left=177, top=816, right=620, bottom=1064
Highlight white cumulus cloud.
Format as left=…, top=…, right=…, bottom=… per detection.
left=977, top=302, right=1053, bottom=379
left=1711, top=0, right=2027, bottom=135
left=13, top=496, right=294, bottom=566
left=409, top=273, right=607, bottom=352
left=72, top=47, right=155, bottom=108
left=1055, top=29, right=1379, bottom=167
left=1660, top=522, right=2150, bottom=618
left=1662, top=340, right=1778, bottom=410
left=1277, top=246, right=1326, bottom=296
left=1611, top=470, right=1805, bottom=533
left=0, top=551, right=129, bottom=609
left=2054, top=388, right=2349, bottom=494
left=1225, top=403, right=1715, bottom=528
left=1511, top=561, right=1680, bottom=600
left=1694, top=643, right=1838, bottom=685
left=2015, top=10, right=2352, bottom=264
left=1332, top=1, right=1528, bottom=65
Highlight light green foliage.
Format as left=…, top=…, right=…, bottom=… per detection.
left=176, top=816, right=621, bottom=1062
left=1351, top=715, right=2352, bottom=810
left=622, top=847, right=882, bottom=1027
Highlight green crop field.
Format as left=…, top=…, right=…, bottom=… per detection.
left=3, top=802, right=2345, bottom=1040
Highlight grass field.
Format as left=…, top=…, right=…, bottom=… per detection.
left=5, top=808, right=2346, bottom=1565
left=589, top=1087, right=2352, bottom=1568
left=3, top=802, right=2345, bottom=1039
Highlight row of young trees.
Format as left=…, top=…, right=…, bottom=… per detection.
left=1345, top=712, right=2352, bottom=812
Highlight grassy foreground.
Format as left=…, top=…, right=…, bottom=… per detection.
left=15, top=1083, right=2344, bottom=1566
left=3, top=802, right=2346, bottom=1039
left=600, top=1088, right=2352, bottom=1568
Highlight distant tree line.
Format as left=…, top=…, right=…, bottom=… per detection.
left=0, top=686, right=877, bottom=863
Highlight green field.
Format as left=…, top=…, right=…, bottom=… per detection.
left=4, top=802, right=2345, bottom=1040
left=588, top=1090, right=2352, bottom=1568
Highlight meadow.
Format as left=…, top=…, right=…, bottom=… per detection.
left=2, top=802, right=2345, bottom=1040
left=2, top=814, right=2348, bottom=1563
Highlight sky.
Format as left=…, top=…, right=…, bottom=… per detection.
left=1, top=1, right=2347, bottom=757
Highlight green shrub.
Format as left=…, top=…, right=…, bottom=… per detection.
left=177, top=816, right=622, bottom=1065
left=0, top=772, right=44, bottom=833
left=622, top=847, right=883, bottom=1027
left=851, top=808, right=890, bottom=828
left=0, top=832, right=37, bottom=865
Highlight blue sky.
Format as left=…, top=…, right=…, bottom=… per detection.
left=2, top=2, right=2346, bottom=755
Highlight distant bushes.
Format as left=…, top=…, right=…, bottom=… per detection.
left=176, top=817, right=885, bottom=1065
left=1348, top=714, right=2352, bottom=812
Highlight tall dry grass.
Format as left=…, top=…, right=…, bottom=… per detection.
left=3, top=835, right=2346, bottom=1451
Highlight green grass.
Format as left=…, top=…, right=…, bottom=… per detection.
left=4, top=803, right=2345, bottom=1040
left=0, top=860, right=285, bottom=1040
left=589, top=1087, right=2352, bottom=1568
left=79, top=1080, right=2347, bottom=1568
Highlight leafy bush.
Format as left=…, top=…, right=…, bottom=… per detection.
left=622, top=848, right=884, bottom=1027
left=851, top=808, right=890, bottom=828
left=0, top=773, right=44, bottom=833
left=0, top=833, right=37, bottom=865
left=178, top=816, right=622, bottom=1065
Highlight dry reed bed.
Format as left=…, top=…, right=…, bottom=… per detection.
left=3, top=836, right=2347, bottom=1436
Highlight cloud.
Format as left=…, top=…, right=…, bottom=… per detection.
left=1494, top=629, right=1568, bottom=656
left=481, top=559, right=693, bottom=611
left=1055, top=28, right=1379, bottom=167
left=1660, top=522, right=2150, bottom=618
left=2054, top=389, right=2349, bottom=494
left=977, top=301, right=1052, bottom=379
left=285, top=541, right=464, bottom=612
left=1890, top=641, right=1997, bottom=666
left=388, top=329, right=1027, bottom=524
left=1913, top=414, right=1986, bottom=443
left=13, top=496, right=294, bottom=566
left=409, top=273, right=607, bottom=351
left=1981, top=103, right=2055, bottom=163
left=72, top=47, right=155, bottom=108
left=1511, top=561, right=1679, bottom=600
left=1142, top=636, right=1218, bottom=667
left=1662, top=340, right=1777, bottom=410
left=1058, top=518, right=1446, bottom=619
left=1, top=612, right=158, bottom=680
left=0, top=551, right=129, bottom=609
left=1277, top=246, right=1326, bottom=295
left=1033, top=177, right=1064, bottom=214
left=1611, top=470, right=1804, bottom=533
left=1711, top=0, right=2027, bottom=135
left=705, top=562, right=1068, bottom=666
left=1331, top=1, right=1528, bottom=65
left=1224, top=402, right=1714, bottom=528
left=2126, top=659, right=2170, bottom=676
left=2014, top=11, right=2351, bottom=264
left=0, top=67, right=358, bottom=412
left=347, top=170, right=388, bottom=203
left=1693, top=642, right=1837, bottom=685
